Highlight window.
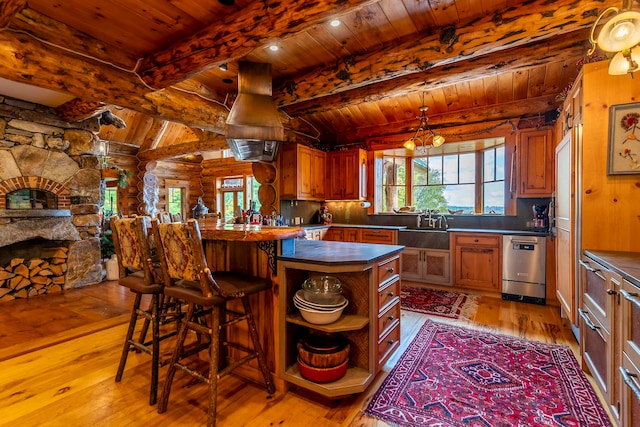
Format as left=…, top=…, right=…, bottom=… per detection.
left=377, top=138, right=505, bottom=214
left=220, top=177, right=244, bottom=222
left=167, top=187, right=183, bottom=216
left=103, top=188, right=117, bottom=217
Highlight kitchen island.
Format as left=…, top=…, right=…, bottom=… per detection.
left=277, top=239, right=404, bottom=398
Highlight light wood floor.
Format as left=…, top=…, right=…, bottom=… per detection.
left=0, top=280, right=586, bottom=426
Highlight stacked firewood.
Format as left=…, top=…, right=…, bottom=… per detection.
left=0, top=247, right=68, bottom=301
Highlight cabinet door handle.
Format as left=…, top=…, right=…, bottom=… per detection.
left=387, top=339, right=395, bottom=345
left=619, top=366, right=640, bottom=404
left=387, top=291, right=394, bottom=297
left=620, top=289, right=640, bottom=310
left=474, top=239, right=479, bottom=243
left=387, top=315, right=394, bottom=321
left=387, top=267, right=394, bottom=273
left=578, top=259, right=599, bottom=273
left=606, top=289, right=617, bottom=295
left=577, top=308, right=600, bottom=330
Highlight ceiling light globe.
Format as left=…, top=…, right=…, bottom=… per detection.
left=403, top=139, right=416, bottom=150
left=611, top=20, right=636, bottom=42
left=598, top=11, right=640, bottom=52
left=608, top=48, right=640, bottom=75
left=432, top=135, right=445, bottom=147
left=330, top=19, right=341, bottom=27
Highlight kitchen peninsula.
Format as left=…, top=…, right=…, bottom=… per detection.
left=277, top=239, right=404, bottom=397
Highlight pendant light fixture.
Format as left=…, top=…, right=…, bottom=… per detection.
left=589, top=0, right=640, bottom=76
left=403, top=91, right=445, bottom=153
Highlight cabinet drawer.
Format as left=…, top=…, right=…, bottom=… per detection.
left=454, top=234, right=500, bottom=247
left=377, top=322, right=400, bottom=368
left=377, top=255, right=400, bottom=285
left=360, top=228, right=396, bottom=244
left=378, top=298, right=400, bottom=338
left=580, top=256, right=617, bottom=333
left=621, top=352, right=640, bottom=427
left=579, top=308, right=612, bottom=402
left=378, top=277, right=400, bottom=312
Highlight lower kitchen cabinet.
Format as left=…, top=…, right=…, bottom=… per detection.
left=620, top=278, right=640, bottom=427
left=401, top=247, right=450, bottom=285
left=452, top=233, right=501, bottom=292
left=324, top=227, right=397, bottom=245
left=581, top=251, right=640, bottom=427
left=277, top=250, right=401, bottom=398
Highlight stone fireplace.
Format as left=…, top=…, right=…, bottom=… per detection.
left=0, top=96, right=105, bottom=301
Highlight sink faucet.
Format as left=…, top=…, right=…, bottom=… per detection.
left=441, top=215, right=449, bottom=229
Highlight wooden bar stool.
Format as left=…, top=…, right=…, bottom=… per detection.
left=111, top=215, right=176, bottom=405
left=153, top=219, right=275, bottom=427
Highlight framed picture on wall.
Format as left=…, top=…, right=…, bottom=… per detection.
left=608, top=102, right=640, bottom=175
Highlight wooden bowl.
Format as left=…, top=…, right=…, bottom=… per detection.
left=297, top=342, right=350, bottom=368
left=297, top=356, right=348, bottom=383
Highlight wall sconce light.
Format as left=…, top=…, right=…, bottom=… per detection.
left=98, top=139, right=110, bottom=169
left=589, top=2, right=640, bottom=76
left=403, top=92, right=445, bottom=153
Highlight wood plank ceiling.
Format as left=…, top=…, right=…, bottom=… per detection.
left=0, top=0, right=614, bottom=159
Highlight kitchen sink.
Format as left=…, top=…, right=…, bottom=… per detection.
left=398, top=229, right=449, bottom=250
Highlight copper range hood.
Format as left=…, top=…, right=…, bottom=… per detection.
left=225, top=61, right=284, bottom=162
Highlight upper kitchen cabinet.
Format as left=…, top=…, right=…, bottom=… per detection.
left=327, top=149, right=367, bottom=200
left=280, top=144, right=325, bottom=201
left=517, top=128, right=554, bottom=197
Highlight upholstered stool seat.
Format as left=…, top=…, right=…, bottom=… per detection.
left=153, top=219, right=275, bottom=427
left=111, top=215, right=178, bottom=406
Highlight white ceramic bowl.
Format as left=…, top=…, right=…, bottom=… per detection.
left=295, top=302, right=347, bottom=325
left=294, top=290, right=347, bottom=310
left=294, top=296, right=348, bottom=312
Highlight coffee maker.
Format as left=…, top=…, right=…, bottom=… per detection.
left=532, top=204, right=549, bottom=232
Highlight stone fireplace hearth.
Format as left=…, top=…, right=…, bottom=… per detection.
left=0, top=96, right=105, bottom=301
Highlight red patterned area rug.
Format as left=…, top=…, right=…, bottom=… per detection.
left=364, top=320, right=613, bottom=427
left=401, top=286, right=479, bottom=321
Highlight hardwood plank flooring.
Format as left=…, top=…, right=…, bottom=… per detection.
left=0, top=280, right=593, bottom=426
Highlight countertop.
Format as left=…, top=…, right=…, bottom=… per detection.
left=196, top=220, right=306, bottom=241
left=447, top=228, right=551, bottom=236
left=583, top=250, right=640, bottom=287
left=278, top=239, right=404, bottom=265
left=303, top=223, right=407, bottom=230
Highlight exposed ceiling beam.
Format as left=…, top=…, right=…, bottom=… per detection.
left=273, top=0, right=601, bottom=106
left=0, top=31, right=229, bottom=131
left=346, top=95, right=558, bottom=143
left=282, top=33, right=590, bottom=118
left=137, top=137, right=228, bottom=161
left=137, top=0, right=380, bottom=88
left=0, top=0, right=26, bottom=28
left=56, top=98, right=108, bottom=122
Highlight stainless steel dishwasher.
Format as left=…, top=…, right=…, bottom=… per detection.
left=502, top=235, right=546, bottom=305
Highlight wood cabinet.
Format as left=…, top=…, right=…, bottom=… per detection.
left=401, top=248, right=450, bottom=285
left=578, top=255, right=618, bottom=421
left=327, top=149, right=367, bottom=200
left=620, top=278, right=640, bottom=427
left=280, top=143, right=325, bottom=200
left=278, top=252, right=401, bottom=398
left=324, top=227, right=397, bottom=245
left=452, top=233, right=501, bottom=292
left=517, top=128, right=553, bottom=197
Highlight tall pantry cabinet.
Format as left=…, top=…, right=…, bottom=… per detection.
left=557, top=60, right=640, bottom=427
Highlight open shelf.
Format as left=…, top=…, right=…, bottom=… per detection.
left=285, top=313, right=368, bottom=333
left=283, top=363, right=373, bottom=398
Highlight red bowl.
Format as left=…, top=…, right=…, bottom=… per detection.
left=297, top=356, right=348, bottom=383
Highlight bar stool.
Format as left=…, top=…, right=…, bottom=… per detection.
left=111, top=215, right=176, bottom=405
left=153, top=219, right=275, bottom=426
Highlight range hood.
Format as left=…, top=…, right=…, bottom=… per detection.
left=225, top=61, right=284, bottom=162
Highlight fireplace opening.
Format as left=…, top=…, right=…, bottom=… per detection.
left=7, top=189, right=58, bottom=210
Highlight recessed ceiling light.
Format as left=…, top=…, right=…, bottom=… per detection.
left=330, top=19, right=341, bottom=27
left=269, top=45, right=279, bottom=52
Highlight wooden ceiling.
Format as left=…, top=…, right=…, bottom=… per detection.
left=0, top=0, right=615, bottom=159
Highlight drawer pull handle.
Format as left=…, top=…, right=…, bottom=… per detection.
left=474, top=239, right=479, bottom=242
left=578, top=259, right=599, bottom=273
left=606, top=289, right=617, bottom=295
left=619, top=366, right=640, bottom=404
left=387, top=339, right=395, bottom=345
left=387, top=315, right=394, bottom=321
left=387, top=292, right=394, bottom=297
left=387, top=267, right=394, bottom=273
left=577, top=308, right=599, bottom=331
left=620, top=289, right=640, bottom=310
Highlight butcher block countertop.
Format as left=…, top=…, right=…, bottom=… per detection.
left=196, top=220, right=306, bottom=241
left=584, top=250, right=640, bottom=287
left=278, top=239, right=404, bottom=266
